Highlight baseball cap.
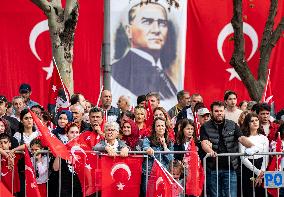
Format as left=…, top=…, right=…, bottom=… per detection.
left=197, top=108, right=210, bottom=116
left=19, top=83, right=31, bottom=94
left=0, top=95, right=8, bottom=103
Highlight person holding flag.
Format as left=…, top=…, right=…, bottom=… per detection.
left=141, top=117, right=174, bottom=196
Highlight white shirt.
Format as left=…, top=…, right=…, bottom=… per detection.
left=225, top=108, right=243, bottom=124
left=239, top=134, right=269, bottom=176
left=14, top=131, right=39, bottom=145
left=31, top=156, right=49, bottom=184
left=106, top=139, right=119, bottom=152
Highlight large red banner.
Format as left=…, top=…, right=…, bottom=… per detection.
left=1, top=0, right=284, bottom=112
left=0, top=0, right=103, bottom=107
left=185, top=0, right=284, bottom=111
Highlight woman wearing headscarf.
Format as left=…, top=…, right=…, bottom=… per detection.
left=52, top=110, right=73, bottom=144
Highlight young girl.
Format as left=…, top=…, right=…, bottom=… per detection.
left=239, top=113, right=269, bottom=197
left=30, top=138, right=49, bottom=197
left=53, top=122, right=81, bottom=197
left=120, top=119, right=140, bottom=150
left=13, top=108, right=39, bottom=146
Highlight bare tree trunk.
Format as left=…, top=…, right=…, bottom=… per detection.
left=230, top=0, right=284, bottom=101
left=31, top=0, right=79, bottom=95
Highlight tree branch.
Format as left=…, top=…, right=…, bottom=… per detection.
left=30, top=0, right=51, bottom=13
left=51, top=0, right=62, bottom=8
left=64, top=0, right=78, bottom=21
left=259, top=0, right=278, bottom=82
left=230, top=0, right=263, bottom=100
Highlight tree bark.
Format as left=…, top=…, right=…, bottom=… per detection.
left=230, top=0, right=284, bottom=102
left=31, top=0, right=79, bottom=95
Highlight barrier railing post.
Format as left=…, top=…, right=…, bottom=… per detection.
left=203, top=155, right=207, bottom=197
left=228, top=155, right=231, bottom=197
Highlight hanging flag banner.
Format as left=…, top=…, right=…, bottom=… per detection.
left=0, top=0, right=103, bottom=107
left=185, top=0, right=284, bottom=111
left=110, top=0, right=188, bottom=110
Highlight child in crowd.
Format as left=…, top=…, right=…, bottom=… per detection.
left=170, top=160, right=184, bottom=184
left=170, top=160, right=184, bottom=197
left=30, top=138, right=49, bottom=197
left=0, top=133, right=20, bottom=195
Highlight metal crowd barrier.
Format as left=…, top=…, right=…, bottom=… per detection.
left=203, top=152, right=284, bottom=197
left=2, top=150, right=284, bottom=197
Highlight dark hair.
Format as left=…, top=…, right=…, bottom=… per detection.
left=241, top=113, right=264, bottom=137
left=153, top=107, right=172, bottom=129
left=137, top=95, right=146, bottom=105
left=70, top=93, right=83, bottom=105
left=177, top=90, right=189, bottom=102
left=176, top=119, right=196, bottom=145
left=149, top=117, right=170, bottom=146
left=0, top=117, right=12, bottom=136
left=30, top=104, right=44, bottom=112
left=19, top=109, right=36, bottom=133
left=30, top=138, right=42, bottom=149
left=256, top=103, right=271, bottom=114
left=121, top=110, right=135, bottom=120
left=224, top=90, right=237, bottom=101
left=0, top=133, right=11, bottom=142
left=210, top=101, right=225, bottom=112
left=89, top=107, right=104, bottom=118
left=239, top=100, right=248, bottom=108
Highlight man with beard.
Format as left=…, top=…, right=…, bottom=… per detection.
left=200, top=101, right=257, bottom=197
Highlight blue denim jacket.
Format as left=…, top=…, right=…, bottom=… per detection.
left=142, top=137, right=174, bottom=175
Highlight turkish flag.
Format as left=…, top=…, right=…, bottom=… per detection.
left=185, top=0, right=284, bottom=112
left=24, top=145, right=41, bottom=197
left=29, top=109, right=70, bottom=160
left=47, top=58, right=70, bottom=114
left=66, top=131, right=101, bottom=196
left=185, top=139, right=204, bottom=196
left=267, top=132, right=282, bottom=197
left=0, top=0, right=103, bottom=108
left=0, top=155, right=20, bottom=194
left=101, top=155, right=143, bottom=197
left=0, top=181, right=13, bottom=197
left=147, top=159, right=183, bottom=197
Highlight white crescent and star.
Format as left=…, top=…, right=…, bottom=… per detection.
left=70, top=145, right=87, bottom=162
left=29, top=20, right=54, bottom=80
left=25, top=165, right=35, bottom=178
left=217, top=22, right=258, bottom=81
left=155, top=176, right=164, bottom=190
left=117, top=182, right=125, bottom=190
left=110, top=163, right=131, bottom=181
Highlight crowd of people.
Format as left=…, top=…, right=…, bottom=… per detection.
left=1, top=83, right=284, bottom=197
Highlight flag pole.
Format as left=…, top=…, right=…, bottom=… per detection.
left=96, top=85, right=104, bottom=107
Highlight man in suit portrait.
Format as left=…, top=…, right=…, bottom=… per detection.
left=111, top=1, right=178, bottom=101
